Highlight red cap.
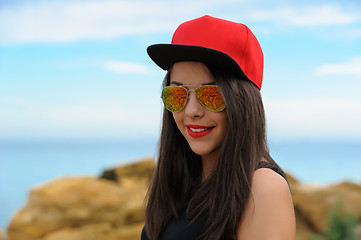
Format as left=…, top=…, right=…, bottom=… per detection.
left=147, top=15, right=264, bottom=89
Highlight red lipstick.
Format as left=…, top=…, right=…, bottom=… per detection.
left=186, top=124, right=214, bottom=138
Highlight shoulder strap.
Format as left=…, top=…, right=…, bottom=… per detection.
left=256, top=161, right=288, bottom=182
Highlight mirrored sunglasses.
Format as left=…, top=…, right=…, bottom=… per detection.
left=161, top=85, right=226, bottom=113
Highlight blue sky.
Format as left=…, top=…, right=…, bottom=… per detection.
left=0, top=0, right=360, bottom=141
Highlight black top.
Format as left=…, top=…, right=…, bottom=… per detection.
left=141, top=161, right=287, bottom=240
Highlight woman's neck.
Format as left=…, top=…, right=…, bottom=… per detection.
left=201, top=150, right=219, bottom=181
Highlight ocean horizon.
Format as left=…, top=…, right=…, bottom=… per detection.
left=1, top=139, right=361, bottom=228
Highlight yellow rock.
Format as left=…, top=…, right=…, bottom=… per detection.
left=8, top=175, right=146, bottom=240
left=41, top=223, right=113, bottom=240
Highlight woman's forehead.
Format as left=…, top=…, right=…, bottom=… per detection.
left=170, top=62, right=214, bottom=85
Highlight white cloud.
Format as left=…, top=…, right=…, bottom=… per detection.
left=0, top=1, right=173, bottom=44
left=104, top=61, right=151, bottom=74
left=314, top=57, right=361, bottom=76
left=0, top=0, right=223, bottom=44
left=245, top=5, right=360, bottom=27
left=0, top=95, right=162, bottom=140
left=1, top=1, right=360, bottom=44
left=264, top=97, right=361, bottom=140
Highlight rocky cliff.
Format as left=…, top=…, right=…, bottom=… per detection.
left=4, top=158, right=361, bottom=240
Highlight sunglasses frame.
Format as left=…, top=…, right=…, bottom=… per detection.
left=161, top=84, right=226, bottom=113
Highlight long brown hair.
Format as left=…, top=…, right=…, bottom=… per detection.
left=145, top=64, right=280, bottom=240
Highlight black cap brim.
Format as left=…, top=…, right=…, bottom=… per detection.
left=147, top=44, right=248, bottom=80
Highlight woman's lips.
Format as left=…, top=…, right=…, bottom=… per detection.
left=186, top=124, right=215, bottom=138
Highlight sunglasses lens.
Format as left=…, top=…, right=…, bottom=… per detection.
left=196, top=85, right=225, bottom=112
left=162, top=86, right=188, bottom=112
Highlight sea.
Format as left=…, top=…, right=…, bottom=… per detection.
left=1, top=139, right=360, bottom=228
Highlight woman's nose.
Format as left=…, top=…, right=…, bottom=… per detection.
left=184, top=91, right=205, bottom=118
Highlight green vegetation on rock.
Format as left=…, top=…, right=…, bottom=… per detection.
left=309, top=199, right=359, bottom=240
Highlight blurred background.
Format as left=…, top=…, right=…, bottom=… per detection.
left=0, top=0, right=360, bottom=233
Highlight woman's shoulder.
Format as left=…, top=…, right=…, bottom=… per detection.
left=253, top=166, right=289, bottom=193
left=251, top=166, right=292, bottom=214
left=237, top=164, right=296, bottom=240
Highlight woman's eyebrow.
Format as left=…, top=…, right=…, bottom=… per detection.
left=205, top=82, right=216, bottom=85
left=169, top=81, right=183, bottom=85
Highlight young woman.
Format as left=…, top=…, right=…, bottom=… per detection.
left=141, top=15, right=296, bottom=240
